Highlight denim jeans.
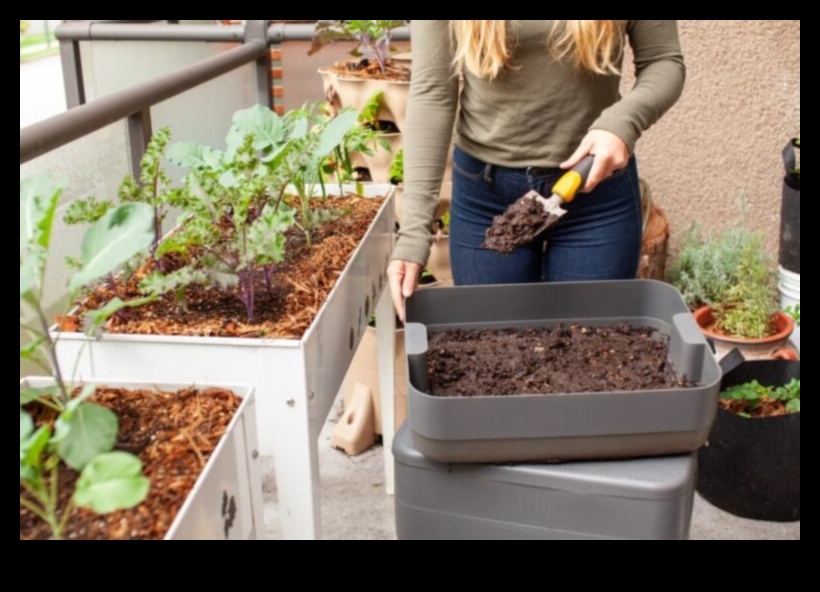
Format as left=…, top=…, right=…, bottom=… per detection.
left=449, top=146, right=642, bottom=285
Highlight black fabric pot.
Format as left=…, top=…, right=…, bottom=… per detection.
left=780, top=138, right=800, bottom=273
left=697, top=351, right=800, bottom=522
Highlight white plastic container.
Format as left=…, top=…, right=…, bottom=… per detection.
left=779, top=266, right=800, bottom=352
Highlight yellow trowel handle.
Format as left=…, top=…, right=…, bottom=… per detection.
left=551, top=155, right=595, bottom=203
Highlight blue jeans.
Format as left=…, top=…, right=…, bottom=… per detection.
left=449, top=146, right=642, bottom=285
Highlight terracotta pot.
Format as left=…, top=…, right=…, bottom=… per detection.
left=693, top=306, right=796, bottom=360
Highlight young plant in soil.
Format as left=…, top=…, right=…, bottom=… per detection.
left=20, top=174, right=154, bottom=539
left=155, top=104, right=362, bottom=322
left=721, top=379, right=800, bottom=417
left=310, top=20, right=408, bottom=75
left=390, top=149, right=404, bottom=185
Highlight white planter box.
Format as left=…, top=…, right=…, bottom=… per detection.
left=54, top=185, right=396, bottom=539
left=21, top=378, right=263, bottom=541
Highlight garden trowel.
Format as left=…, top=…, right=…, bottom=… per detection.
left=530, top=154, right=595, bottom=234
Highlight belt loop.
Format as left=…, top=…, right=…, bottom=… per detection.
left=483, top=163, right=494, bottom=184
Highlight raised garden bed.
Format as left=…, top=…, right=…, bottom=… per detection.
left=20, top=379, right=262, bottom=540
left=405, top=280, right=722, bottom=464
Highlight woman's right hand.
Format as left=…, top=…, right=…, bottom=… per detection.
left=387, top=259, right=422, bottom=323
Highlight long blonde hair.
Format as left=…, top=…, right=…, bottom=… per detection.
left=449, top=20, right=623, bottom=79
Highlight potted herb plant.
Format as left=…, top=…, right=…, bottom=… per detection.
left=52, top=104, right=396, bottom=540
left=697, top=349, right=800, bottom=522
left=668, top=224, right=795, bottom=359
left=358, top=91, right=402, bottom=184
left=21, top=175, right=262, bottom=540
left=312, top=20, right=411, bottom=135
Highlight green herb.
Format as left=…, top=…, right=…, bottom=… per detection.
left=721, top=378, right=800, bottom=416
left=668, top=224, right=777, bottom=338
left=784, top=304, right=800, bottom=327
left=390, top=149, right=404, bottom=185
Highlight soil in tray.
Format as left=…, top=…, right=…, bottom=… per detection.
left=63, top=195, right=383, bottom=340
left=20, top=386, right=240, bottom=540
left=428, top=324, right=692, bottom=397
left=483, top=195, right=549, bottom=254
left=328, top=59, right=411, bottom=82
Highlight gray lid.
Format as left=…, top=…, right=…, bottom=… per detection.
left=394, top=424, right=696, bottom=501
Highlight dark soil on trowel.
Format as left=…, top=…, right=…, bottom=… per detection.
left=20, top=386, right=241, bottom=540
left=428, top=324, right=693, bottom=397
left=483, top=194, right=549, bottom=254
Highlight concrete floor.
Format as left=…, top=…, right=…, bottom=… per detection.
left=261, top=396, right=800, bottom=540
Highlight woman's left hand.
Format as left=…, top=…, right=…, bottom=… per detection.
left=561, top=130, right=630, bottom=192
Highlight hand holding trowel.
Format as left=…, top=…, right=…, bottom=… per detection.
left=483, top=155, right=595, bottom=254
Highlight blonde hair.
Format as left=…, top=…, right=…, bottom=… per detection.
left=450, top=20, right=623, bottom=79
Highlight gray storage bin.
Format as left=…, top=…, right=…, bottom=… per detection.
left=405, top=280, right=722, bottom=463
left=394, top=423, right=696, bottom=540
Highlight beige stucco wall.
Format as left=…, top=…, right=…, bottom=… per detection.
left=629, top=20, right=800, bottom=253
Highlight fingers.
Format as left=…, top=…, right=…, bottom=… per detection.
left=402, top=262, right=421, bottom=299
left=584, top=155, right=610, bottom=192
left=387, top=260, right=421, bottom=323
left=387, top=260, right=407, bottom=323
left=560, top=137, right=592, bottom=170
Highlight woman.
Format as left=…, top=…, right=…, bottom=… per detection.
left=388, top=20, right=685, bottom=319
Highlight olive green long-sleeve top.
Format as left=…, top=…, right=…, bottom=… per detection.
left=393, top=20, right=686, bottom=265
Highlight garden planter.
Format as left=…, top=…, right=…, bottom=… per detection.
left=404, top=280, right=722, bottom=464
left=20, top=378, right=263, bottom=540
left=693, top=306, right=795, bottom=360
left=393, top=423, right=696, bottom=540
left=361, top=132, right=403, bottom=185
left=697, top=356, right=800, bottom=522
left=53, top=184, right=395, bottom=540
left=319, top=65, right=410, bottom=133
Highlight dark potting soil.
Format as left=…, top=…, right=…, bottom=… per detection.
left=20, top=386, right=240, bottom=540
left=483, top=195, right=549, bottom=254
left=428, top=324, right=692, bottom=397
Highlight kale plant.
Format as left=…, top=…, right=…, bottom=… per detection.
left=721, top=378, right=800, bottom=417
left=310, top=20, right=408, bottom=73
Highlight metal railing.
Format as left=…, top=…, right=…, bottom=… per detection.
left=21, top=20, right=410, bottom=177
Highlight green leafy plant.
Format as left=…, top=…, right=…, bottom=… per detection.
left=390, top=149, right=404, bottom=185
left=784, top=304, right=800, bottom=327
left=155, top=104, right=361, bottom=322
left=714, top=236, right=778, bottom=338
left=309, top=20, right=407, bottom=73
left=20, top=174, right=153, bottom=539
left=64, top=127, right=185, bottom=265
left=721, top=378, right=800, bottom=417
left=668, top=224, right=778, bottom=339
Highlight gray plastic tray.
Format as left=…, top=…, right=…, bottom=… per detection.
left=393, top=423, right=695, bottom=540
left=405, top=280, right=721, bottom=463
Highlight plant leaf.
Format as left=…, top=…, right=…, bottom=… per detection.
left=228, top=105, right=287, bottom=153
left=20, top=256, right=39, bottom=296
left=55, top=402, right=118, bottom=470
left=20, top=409, right=33, bottom=441
left=167, top=142, right=225, bottom=170
left=787, top=399, right=800, bottom=413
left=20, top=386, right=56, bottom=406
left=313, top=110, right=359, bottom=162
left=73, top=452, right=150, bottom=513
left=20, top=173, right=62, bottom=251
left=69, top=203, right=155, bottom=291
left=20, top=425, right=51, bottom=477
